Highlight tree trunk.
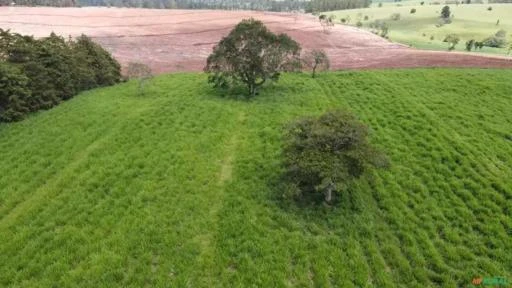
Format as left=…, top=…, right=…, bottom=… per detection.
left=325, top=181, right=334, bottom=203
left=312, top=63, right=317, bottom=78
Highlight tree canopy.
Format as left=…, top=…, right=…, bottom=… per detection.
left=204, top=18, right=301, bottom=97
left=283, top=110, right=389, bottom=203
left=0, top=29, right=121, bottom=122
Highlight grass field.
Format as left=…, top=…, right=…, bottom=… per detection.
left=326, top=3, right=512, bottom=55
left=1, top=69, right=512, bottom=287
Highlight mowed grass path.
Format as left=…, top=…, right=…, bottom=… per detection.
left=0, top=70, right=511, bottom=287
left=327, top=4, right=512, bottom=55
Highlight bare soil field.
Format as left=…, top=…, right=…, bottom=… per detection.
left=1, top=7, right=512, bottom=73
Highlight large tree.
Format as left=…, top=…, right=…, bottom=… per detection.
left=204, top=18, right=301, bottom=97
left=283, top=110, right=389, bottom=203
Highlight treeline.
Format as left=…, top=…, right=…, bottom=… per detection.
left=2, top=0, right=370, bottom=12
left=0, top=30, right=121, bottom=122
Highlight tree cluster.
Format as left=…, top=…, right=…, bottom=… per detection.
left=2, top=0, right=369, bottom=12
left=0, top=30, right=121, bottom=122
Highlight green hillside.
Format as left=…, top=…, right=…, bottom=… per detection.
left=1, top=69, right=511, bottom=287
left=327, top=3, right=512, bottom=55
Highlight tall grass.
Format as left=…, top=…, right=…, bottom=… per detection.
left=0, top=69, right=511, bottom=287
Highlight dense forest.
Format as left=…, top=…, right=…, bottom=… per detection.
left=1, top=0, right=371, bottom=12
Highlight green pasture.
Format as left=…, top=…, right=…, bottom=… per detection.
left=327, top=3, right=512, bottom=55
left=0, top=70, right=511, bottom=287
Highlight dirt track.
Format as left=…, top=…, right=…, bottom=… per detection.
left=1, top=7, right=512, bottom=73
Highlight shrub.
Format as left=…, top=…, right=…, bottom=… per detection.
left=282, top=110, right=388, bottom=203
left=482, top=36, right=506, bottom=48
left=364, top=15, right=369, bottom=20
left=204, top=18, right=301, bottom=97
left=482, top=30, right=507, bottom=47
left=356, top=21, right=363, bottom=27
left=410, top=8, right=417, bottom=13
left=390, top=13, right=401, bottom=20
left=487, top=6, right=492, bottom=10
left=378, top=2, right=383, bottom=7
left=421, top=1, right=425, bottom=4
left=495, top=29, right=506, bottom=38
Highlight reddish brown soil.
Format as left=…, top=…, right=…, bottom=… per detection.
left=1, top=7, right=512, bottom=73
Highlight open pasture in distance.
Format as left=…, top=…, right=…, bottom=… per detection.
left=1, top=69, right=511, bottom=287
left=327, top=3, right=512, bottom=55
left=1, top=7, right=512, bottom=73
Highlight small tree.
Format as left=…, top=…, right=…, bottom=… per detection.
left=465, top=39, right=475, bottom=51
left=441, top=5, right=451, bottom=19
left=443, top=34, right=460, bottom=50
left=126, top=62, right=153, bottom=95
left=283, top=110, right=388, bottom=204
left=302, top=49, right=330, bottom=78
left=319, top=15, right=335, bottom=33
left=204, top=18, right=301, bottom=97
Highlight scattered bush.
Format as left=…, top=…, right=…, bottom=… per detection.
left=390, top=13, right=401, bottom=20
left=204, top=18, right=301, bottom=97
left=282, top=110, right=388, bottom=204
left=0, top=29, right=121, bottom=122
left=410, top=8, right=417, bottom=13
